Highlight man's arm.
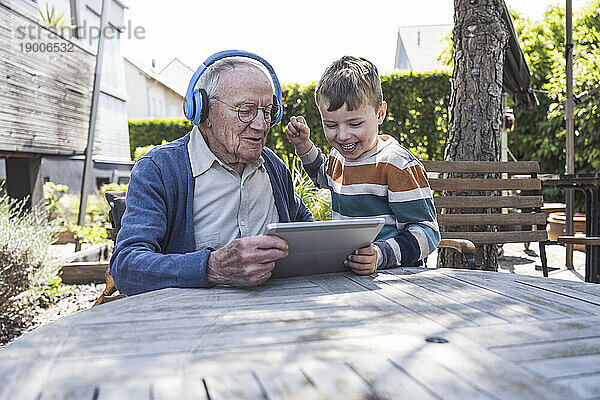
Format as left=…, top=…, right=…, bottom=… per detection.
left=110, top=157, right=212, bottom=295
left=374, top=163, right=441, bottom=269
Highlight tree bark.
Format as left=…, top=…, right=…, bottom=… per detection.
left=438, top=0, right=508, bottom=271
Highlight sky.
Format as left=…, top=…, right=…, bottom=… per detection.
left=120, top=0, right=593, bottom=85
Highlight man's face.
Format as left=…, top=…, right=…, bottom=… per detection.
left=204, top=66, right=273, bottom=168
left=318, top=100, right=387, bottom=160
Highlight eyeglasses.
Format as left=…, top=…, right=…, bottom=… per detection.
left=213, top=98, right=280, bottom=124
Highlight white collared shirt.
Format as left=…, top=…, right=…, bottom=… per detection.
left=187, top=127, right=279, bottom=250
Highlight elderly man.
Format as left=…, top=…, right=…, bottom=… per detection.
left=111, top=52, right=313, bottom=295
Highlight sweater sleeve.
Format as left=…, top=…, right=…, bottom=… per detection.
left=110, top=157, right=212, bottom=296
left=374, top=163, right=441, bottom=268
left=298, top=144, right=330, bottom=189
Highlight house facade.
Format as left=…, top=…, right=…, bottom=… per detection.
left=124, top=57, right=193, bottom=119
left=394, top=24, right=453, bottom=73
left=0, top=0, right=132, bottom=198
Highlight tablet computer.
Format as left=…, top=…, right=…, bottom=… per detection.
left=265, top=218, right=385, bottom=279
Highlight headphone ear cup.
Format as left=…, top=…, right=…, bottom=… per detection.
left=197, top=89, right=209, bottom=124
left=189, top=90, right=200, bottom=125
left=270, top=94, right=280, bottom=126
left=183, top=94, right=194, bottom=121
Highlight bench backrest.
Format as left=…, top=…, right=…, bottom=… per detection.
left=421, top=161, right=548, bottom=245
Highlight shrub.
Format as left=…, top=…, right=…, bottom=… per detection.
left=289, top=158, right=332, bottom=221
left=129, top=119, right=191, bottom=159
left=0, top=191, right=60, bottom=343
left=43, top=182, right=68, bottom=222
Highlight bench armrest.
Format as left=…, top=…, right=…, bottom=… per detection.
left=557, top=236, right=600, bottom=246
left=437, top=239, right=477, bottom=269
left=439, top=239, right=477, bottom=255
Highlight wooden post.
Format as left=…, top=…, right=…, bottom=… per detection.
left=565, top=0, right=575, bottom=268
left=77, top=0, right=110, bottom=229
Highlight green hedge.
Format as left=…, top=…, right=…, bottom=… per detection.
left=128, top=71, right=451, bottom=163
left=128, top=119, right=191, bottom=159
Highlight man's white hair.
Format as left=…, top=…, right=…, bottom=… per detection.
left=196, top=57, right=273, bottom=102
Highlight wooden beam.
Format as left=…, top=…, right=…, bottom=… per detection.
left=430, top=178, right=541, bottom=191
left=438, top=213, right=547, bottom=227
left=60, top=261, right=108, bottom=284
left=441, top=230, right=548, bottom=244
left=433, top=195, right=544, bottom=209
left=422, top=160, right=540, bottom=174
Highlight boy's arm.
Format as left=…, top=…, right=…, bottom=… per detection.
left=286, top=116, right=329, bottom=189
left=297, top=145, right=329, bottom=189
left=374, top=163, right=441, bottom=268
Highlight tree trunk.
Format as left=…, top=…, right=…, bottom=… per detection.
left=438, top=0, right=508, bottom=271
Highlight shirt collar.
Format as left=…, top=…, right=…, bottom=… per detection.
left=188, top=126, right=265, bottom=176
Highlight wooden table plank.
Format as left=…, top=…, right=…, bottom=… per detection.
left=436, top=271, right=600, bottom=317
left=344, top=357, right=445, bottom=400
left=448, top=316, right=600, bottom=347
left=350, top=273, right=508, bottom=326
left=554, top=373, right=600, bottom=399
left=299, top=361, right=375, bottom=399
left=253, top=368, right=325, bottom=399
left=490, top=335, right=600, bottom=362
left=202, top=372, right=268, bottom=400
left=522, top=353, right=600, bottom=379
left=39, top=386, right=98, bottom=400
left=375, top=271, right=559, bottom=322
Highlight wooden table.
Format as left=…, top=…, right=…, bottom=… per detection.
left=2, top=268, right=600, bottom=399
left=540, top=173, right=600, bottom=282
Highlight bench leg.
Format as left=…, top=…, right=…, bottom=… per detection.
left=465, top=253, right=476, bottom=270
left=539, top=242, right=549, bottom=278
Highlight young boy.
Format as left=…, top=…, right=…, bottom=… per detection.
left=285, top=56, right=440, bottom=275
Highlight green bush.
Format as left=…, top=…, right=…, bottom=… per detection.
left=43, top=182, right=118, bottom=245
left=129, top=119, right=191, bottom=159
left=0, top=191, right=61, bottom=343
left=289, top=157, right=332, bottom=221
left=43, top=182, right=68, bottom=222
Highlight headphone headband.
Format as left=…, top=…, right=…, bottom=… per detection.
left=183, top=50, right=283, bottom=126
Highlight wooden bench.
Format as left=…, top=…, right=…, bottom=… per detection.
left=422, top=160, right=599, bottom=277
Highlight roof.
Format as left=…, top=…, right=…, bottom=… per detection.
left=123, top=57, right=192, bottom=97
left=394, top=24, right=453, bottom=72
left=158, top=58, right=195, bottom=97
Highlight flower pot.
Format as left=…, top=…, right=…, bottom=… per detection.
left=546, top=212, right=586, bottom=252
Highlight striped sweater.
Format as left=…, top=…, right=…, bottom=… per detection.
left=300, top=135, right=440, bottom=268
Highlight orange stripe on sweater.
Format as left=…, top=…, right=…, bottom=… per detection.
left=326, top=156, right=430, bottom=192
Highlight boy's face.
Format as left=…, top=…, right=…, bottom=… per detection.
left=318, top=100, right=387, bottom=160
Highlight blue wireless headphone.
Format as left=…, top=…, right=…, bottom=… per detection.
left=183, top=50, right=283, bottom=126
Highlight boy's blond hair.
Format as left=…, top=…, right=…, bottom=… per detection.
left=315, top=56, right=383, bottom=113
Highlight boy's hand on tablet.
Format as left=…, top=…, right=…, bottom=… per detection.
left=285, top=116, right=313, bottom=155
left=345, top=244, right=377, bottom=275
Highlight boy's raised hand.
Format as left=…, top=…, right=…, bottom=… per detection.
left=285, top=116, right=313, bottom=156
left=345, top=244, right=378, bottom=276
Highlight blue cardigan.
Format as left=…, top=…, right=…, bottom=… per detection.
left=110, top=134, right=313, bottom=295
